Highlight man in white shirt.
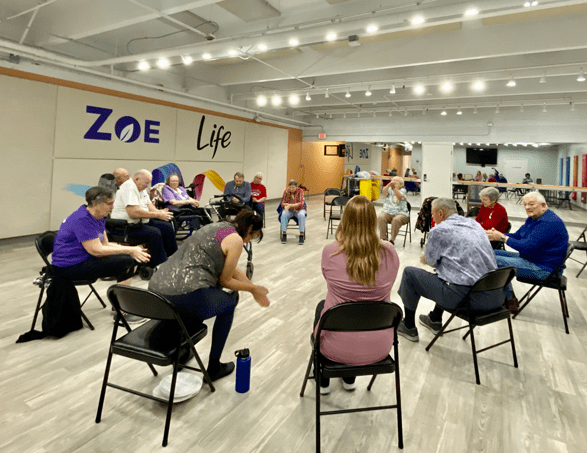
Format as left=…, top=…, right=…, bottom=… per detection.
left=112, top=169, right=177, bottom=267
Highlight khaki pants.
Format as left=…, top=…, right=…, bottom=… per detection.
left=377, top=212, right=409, bottom=242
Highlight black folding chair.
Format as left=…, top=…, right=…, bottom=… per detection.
left=326, top=196, right=350, bottom=239
left=425, top=267, right=518, bottom=385
left=323, top=188, right=342, bottom=219
left=96, top=285, right=215, bottom=447
left=33, top=231, right=107, bottom=331
left=300, top=301, right=404, bottom=452
left=389, top=201, right=412, bottom=247
left=569, top=226, right=587, bottom=277
left=514, top=243, right=574, bottom=334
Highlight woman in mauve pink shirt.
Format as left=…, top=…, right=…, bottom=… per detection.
left=313, top=195, right=400, bottom=394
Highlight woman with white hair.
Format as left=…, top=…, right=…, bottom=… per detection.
left=377, top=176, right=409, bottom=245
left=475, top=187, right=509, bottom=249
left=250, top=172, right=267, bottom=218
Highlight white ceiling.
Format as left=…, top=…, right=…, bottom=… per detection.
left=1, top=0, right=587, bottom=126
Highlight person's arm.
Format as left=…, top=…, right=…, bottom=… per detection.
left=241, top=183, right=252, bottom=204
left=281, top=191, right=289, bottom=210
left=382, top=181, right=392, bottom=197
left=296, top=189, right=305, bottom=210
left=423, top=229, right=442, bottom=268
left=82, top=237, right=150, bottom=263
left=126, top=204, right=172, bottom=221
left=219, top=234, right=270, bottom=306
left=391, top=185, right=405, bottom=201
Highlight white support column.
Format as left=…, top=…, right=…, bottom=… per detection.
left=421, top=142, right=453, bottom=201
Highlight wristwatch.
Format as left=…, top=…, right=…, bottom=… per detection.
left=502, top=235, right=507, bottom=243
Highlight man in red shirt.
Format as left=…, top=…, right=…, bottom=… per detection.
left=251, top=172, right=267, bottom=218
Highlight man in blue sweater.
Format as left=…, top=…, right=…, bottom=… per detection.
left=487, top=191, right=568, bottom=312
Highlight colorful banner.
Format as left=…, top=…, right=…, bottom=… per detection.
left=191, top=170, right=226, bottom=201
left=582, top=154, right=587, bottom=204
left=573, top=155, right=579, bottom=200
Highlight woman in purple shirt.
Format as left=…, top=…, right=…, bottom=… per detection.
left=313, top=196, right=400, bottom=394
left=52, top=187, right=150, bottom=283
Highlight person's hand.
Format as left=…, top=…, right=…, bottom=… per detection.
left=486, top=228, right=503, bottom=241
left=420, top=253, right=427, bottom=265
left=282, top=203, right=289, bottom=210
left=129, top=246, right=150, bottom=263
left=158, top=210, right=173, bottom=221
left=191, top=199, right=199, bottom=207
left=252, top=286, right=270, bottom=307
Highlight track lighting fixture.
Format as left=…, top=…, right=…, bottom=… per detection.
left=306, top=92, right=311, bottom=101
left=578, top=68, right=586, bottom=82
left=390, top=84, right=396, bottom=94
left=365, top=86, right=372, bottom=96
left=345, top=88, right=351, bottom=98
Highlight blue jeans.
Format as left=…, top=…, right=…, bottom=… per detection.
left=252, top=202, right=264, bottom=217
left=494, top=250, right=551, bottom=298
left=281, top=209, right=306, bottom=234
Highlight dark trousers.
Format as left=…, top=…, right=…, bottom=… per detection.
left=252, top=203, right=264, bottom=217
left=163, top=287, right=239, bottom=360
left=54, top=255, right=135, bottom=282
left=125, top=219, right=177, bottom=267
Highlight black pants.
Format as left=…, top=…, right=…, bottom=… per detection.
left=125, top=219, right=177, bottom=267
left=54, top=255, right=135, bottom=282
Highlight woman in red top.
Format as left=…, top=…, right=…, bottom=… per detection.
left=475, top=187, right=509, bottom=249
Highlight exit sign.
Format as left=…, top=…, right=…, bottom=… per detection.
left=318, top=133, right=326, bottom=139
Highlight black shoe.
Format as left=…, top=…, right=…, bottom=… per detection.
left=281, top=233, right=287, bottom=244
left=419, top=314, right=442, bottom=335
left=207, top=361, right=235, bottom=382
left=299, top=235, right=305, bottom=245
left=397, top=320, right=419, bottom=342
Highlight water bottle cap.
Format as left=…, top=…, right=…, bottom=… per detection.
left=235, top=348, right=250, bottom=359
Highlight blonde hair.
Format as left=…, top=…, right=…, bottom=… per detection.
left=334, top=196, right=386, bottom=286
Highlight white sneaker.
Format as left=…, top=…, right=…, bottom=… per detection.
left=342, top=380, right=356, bottom=391
left=320, top=384, right=330, bottom=395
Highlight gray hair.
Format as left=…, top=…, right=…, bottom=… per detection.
left=479, top=187, right=500, bottom=202
left=234, top=172, right=244, bottom=179
left=431, top=197, right=457, bottom=215
left=134, top=169, right=152, bottom=179
left=85, top=186, right=114, bottom=207
left=392, top=176, right=405, bottom=187
left=523, top=191, right=546, bottom=205
left=255, top=172, right=263, bottom=179
left=288, top=179, right=298, bottom=186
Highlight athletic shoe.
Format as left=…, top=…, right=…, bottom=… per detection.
left=299, top=235, right=305, bottom=245
left=397, top=320, right=419, bottom=342
left=320, top=383, right=330, bottom=395
left=207, top=361, right=235, bottom=382
left=281, top=234, right=287, bottom=244
left=342, top=379, right=356, bottom=391
left=419, top=314, right=442, bottom=335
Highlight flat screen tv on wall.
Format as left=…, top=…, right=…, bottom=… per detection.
left=466, top=148, right=498, bottom=166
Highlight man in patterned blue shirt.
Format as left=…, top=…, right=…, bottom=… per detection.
left=397, top=198, right=501, bottom=342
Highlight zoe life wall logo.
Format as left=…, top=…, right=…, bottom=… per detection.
left=83, top=105, right=160, bottom=143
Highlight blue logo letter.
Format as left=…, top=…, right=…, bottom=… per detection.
left=114, top=116, right=141, bottom=143
left=84, top=106, right=112, bottom=141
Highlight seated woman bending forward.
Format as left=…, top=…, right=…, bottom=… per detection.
left=314, top=195, right=400, bottom=394
left=148, top=210, right=270, bottom=381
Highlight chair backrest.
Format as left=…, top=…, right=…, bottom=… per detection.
left=107, top=285, right=179, bottom=321
left=406, top=201, right=411, bottom=214
left=36, top=231, right=57, bottom=267
left=324, top=188, right=341, bottom=197
left=152, top=163, right=184, bottom=186
left=149, top=182, right=167, bottom=208
left=98, top=173, right=117, bottom=193
left=469, top=267, right=516, bottom=294
left=317, top=301, right=403, bottom=334
left=331, top=196, right=351, bottom=207
left=506, top=222, right=512, bottom=234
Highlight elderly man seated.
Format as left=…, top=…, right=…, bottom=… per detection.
left=224, top=172, right=252, bottom=205
left=397, top=198, right=501, bottom=342
left=113, top=167, right=130, bottom=190
left=487, top=191, right=569, bottom=313
left=111, top=169, right=178, bottom=267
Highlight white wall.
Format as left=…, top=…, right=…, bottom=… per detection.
left=0, top=73, right=289, bottom=239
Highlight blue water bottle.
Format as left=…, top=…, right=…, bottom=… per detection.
left=235, top=348, right=251, bottom=393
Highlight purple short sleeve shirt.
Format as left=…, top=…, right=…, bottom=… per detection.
left=52, top=205, right=105, bottom=267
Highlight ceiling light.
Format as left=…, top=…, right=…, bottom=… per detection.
left=495, top=105, right=500, bottom=113
left=460, top=142, right=464, bottom=145
left=442, top=81, right=452, bottom=92
left=441, top=108, right=447, bottom=116
left=473, top=81, right=485, bottom=91
left=532, top=143, right=539, bottom=147
left=570, top=102, right=575, bottom=111
left=357, top=112, right=361, bottom=118
left=473, top=106, right=478, bottom=114
left=542, top=103, right=547, bottom=112
left=289, top=38, right=299, bottom=47
left=507, top=75, right=516, bottom=87
left=288, top=94, right=299, bottom=105
left=533, top=1, right=538, bottom=5
left=306, top=92, right=311, bottom=101
left=157, top=58, right=170, bottom=69
left=229, top=49, right=238, bottom=56
left=390, top=84, right=396, bottom=94
left=315, top=114, right=319, bottom=119
left=520, top=104, right=524, bottom=112
left=326, top=33, right=337, bottom=41
left=367, top=24, right=378, bottom=33
left=389, top=110, right=392, bottom=116
left=456, top=107, right=462, bottom=115
left=181, top=55, right=193, bottom=65
left=414, top=85, right=425, bottom=94
left=465, top=8, right=478, bottom=16
left=365, top=86, right=372, bottom=96
left=345, top=88, right=351, bottom=98
left=539, top=72, right=546, bottom=83
left=325, top=89, right=329, bottom=99
left=578, top=68, right=586, bottom=82
left=202, top=53, right=211, bottom=60
left=258, top=44, right=267, bottom=51
left=329, top=114, right=333, bottom=119
left=138, top=61, right=150, bottom=71
left=256, top=95, right=267, bottom=107
left=411, top=16, right=425, bottom=25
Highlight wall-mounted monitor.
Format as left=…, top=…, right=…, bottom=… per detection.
left=466, top=148, right=498, bottom=166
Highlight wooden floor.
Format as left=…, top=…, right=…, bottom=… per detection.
left=1, top=194, right=586, bottom=453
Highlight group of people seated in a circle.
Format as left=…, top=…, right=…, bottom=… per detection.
left=49, top=164, right=568, bottom=391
